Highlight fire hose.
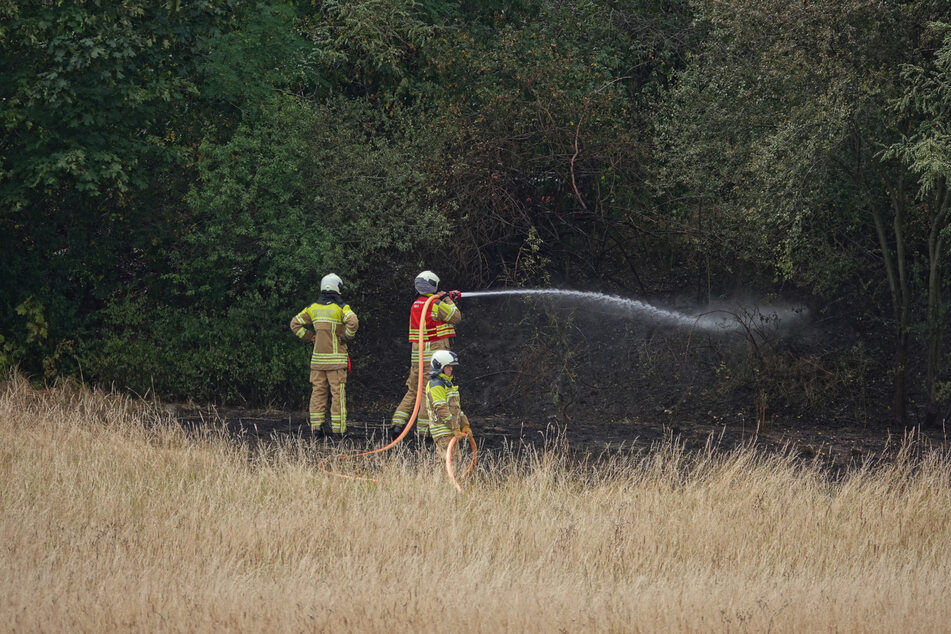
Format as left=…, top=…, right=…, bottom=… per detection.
left=445, top=433, right=477, bottom=492
left=318, top=292, right=477, bottom=488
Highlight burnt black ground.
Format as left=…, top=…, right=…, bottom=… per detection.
left=172, top=404, right=950, bottom=473
left=168, top=291, right=951, bottom=472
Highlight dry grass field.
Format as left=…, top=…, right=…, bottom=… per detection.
left=2, top=375, right=951, bottom=633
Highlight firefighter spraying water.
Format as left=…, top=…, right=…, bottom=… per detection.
left=390, top=271, right=462, bottom=440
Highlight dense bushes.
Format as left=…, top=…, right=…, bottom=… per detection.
left=3, top=1, right=951, bottom=423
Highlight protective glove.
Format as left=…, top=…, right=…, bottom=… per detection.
left=461, top=424, right=471, bottom=437
left=448, top=290, right=462, bottom=302
left=452, top=428, right=465, bottom=441
left=304, top=332, right=316, bottom=344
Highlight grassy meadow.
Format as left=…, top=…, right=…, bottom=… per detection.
left=2, top=375, right=951, bottom=632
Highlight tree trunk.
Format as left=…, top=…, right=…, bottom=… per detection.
left=925, top=183, right=950, bottom=426
left=873, top=173, right=910, bottom=424
left=696, top=202, right=707, bottom=305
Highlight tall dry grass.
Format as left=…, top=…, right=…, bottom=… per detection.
left=2, top=375, right=951, bottom=633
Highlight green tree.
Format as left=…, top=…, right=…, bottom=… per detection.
left=426, top=0, right=691, bottom=288
left=656, top=0, right=951, bottom=422
left=1, top=0, right=212, bottom=375
left=884, top=21, right=951, bottom=421
left=85, top=95, right=447, bottom=402
left=0, top=0, right=308, bottom=382
left=295, top=0, right=449, bottom=102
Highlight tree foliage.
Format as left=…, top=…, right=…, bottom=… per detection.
left=428, top=0, right=692, bottom=286
left=656, top=0, right=951, bottom=420
left=2, top=1, right=225, bottom=377
left=3, top=0, right=951, bottom=423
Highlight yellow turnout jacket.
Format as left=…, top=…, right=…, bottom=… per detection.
left=290, top=298, right=359, bottom=370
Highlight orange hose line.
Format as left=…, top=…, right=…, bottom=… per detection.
left=317, top=295, right=438, bottom=483
left=445, top=433, right=478, bottom=492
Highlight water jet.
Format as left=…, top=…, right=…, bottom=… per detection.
left=462, top=289, right=806, bottom=333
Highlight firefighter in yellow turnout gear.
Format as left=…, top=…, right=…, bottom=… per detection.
left=391, top=271, right=462, bottom=438
left=289, top=273, right=359, bottom=439
left=425, top=350, right=471, bottom=452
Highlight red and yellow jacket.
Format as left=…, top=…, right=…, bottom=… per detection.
left=408, top=295, right=461, bottom=343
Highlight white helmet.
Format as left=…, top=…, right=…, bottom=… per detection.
left=414, top=270, right=440, bottom=294
left=320, top=273, right=343, bottom=293
left=430, top=349, right=459, bottom=373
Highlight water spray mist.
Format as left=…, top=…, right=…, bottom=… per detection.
left=462, top=289, right=750, bottom=332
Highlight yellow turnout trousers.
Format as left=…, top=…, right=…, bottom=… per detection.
left=310, top=367, right=348, bottom=434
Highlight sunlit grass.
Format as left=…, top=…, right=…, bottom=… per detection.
left=2, top=374, right=950, bottom=632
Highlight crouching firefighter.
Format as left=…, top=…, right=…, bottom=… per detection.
left=425, top=350, right=472, bottom=452
left=289, top=273, right=359, bottom=440
left=390, top=270, right=462, bottom=438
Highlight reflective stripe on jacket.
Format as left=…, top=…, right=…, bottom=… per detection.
left=408, top=295, right=461, bottom=342
left=290, top=302, right=359, bottom=369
